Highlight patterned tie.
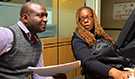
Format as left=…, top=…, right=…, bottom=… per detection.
left=26, top=33, right=37, bottom=44
left=31, top=33, right=38, bottom=44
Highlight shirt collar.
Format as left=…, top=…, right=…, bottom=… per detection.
left=17, top=21, right=30, bottom=34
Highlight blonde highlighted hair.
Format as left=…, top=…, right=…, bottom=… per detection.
left=75, top=6, right=113, bottom=46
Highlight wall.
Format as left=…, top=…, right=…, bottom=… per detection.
left=86, top=0, right=101, bottom=20
left=41, top=37, right=83, bottom=79
left=41, top=0, right=85, bottom=78
left=53, top=0, right=85, bottom=37
left=101, top=0, right=135, bottom=40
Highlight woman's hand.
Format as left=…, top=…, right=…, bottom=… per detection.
left=108, top=67, right=132, bottom=79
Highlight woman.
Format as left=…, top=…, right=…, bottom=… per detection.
left=71, top=6, right=131, bottom=79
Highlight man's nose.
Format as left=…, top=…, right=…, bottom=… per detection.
left=43, top=16, right=48, bottom=22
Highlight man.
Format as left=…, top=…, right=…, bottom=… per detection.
left=0, top=2, right=49, bottom=79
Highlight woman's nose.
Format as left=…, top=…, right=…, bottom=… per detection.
left=84, top=18, right=89, bottom=22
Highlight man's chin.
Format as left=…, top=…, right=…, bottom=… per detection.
left=36, top=29, right=45, bottom=33
left=41, top=27, right=46, bottom=31
left=40, top=30, right=45, bottom=33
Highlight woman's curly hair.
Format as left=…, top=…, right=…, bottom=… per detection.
left=75, top=6, right=113, bottom=46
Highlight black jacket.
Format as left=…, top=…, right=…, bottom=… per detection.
left=71, top=33, right=112, bottom=79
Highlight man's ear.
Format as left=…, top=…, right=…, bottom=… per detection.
left=22, top=14, right=29, bottom=23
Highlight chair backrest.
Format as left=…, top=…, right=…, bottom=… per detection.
left=116, top=8, right=135, bottom=48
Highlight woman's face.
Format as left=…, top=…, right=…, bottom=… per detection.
left=79, top=8, right=94, bottom=31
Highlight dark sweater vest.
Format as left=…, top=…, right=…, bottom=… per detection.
left=0, top=24, right=42, bottom=79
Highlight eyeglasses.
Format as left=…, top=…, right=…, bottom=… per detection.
left=79, top=16, right=93, bottom=21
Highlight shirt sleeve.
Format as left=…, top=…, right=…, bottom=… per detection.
left=0, top=27, right=13, bottom=55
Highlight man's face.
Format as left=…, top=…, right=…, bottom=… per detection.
left=26, top=4, right=48, bottom=33
left=79, top=9, right=94, bottom=31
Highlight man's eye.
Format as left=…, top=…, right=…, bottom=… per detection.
left=45, top=13, right=48, bottom=17
left=38, top=13, right=48, bottom=18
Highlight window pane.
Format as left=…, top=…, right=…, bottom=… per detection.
left=0, top=0, right=26, bottom=4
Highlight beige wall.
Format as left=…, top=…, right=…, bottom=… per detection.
left=41, top=37, right=82, bottom=79
left=53, top=0, right=84, bottom=37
